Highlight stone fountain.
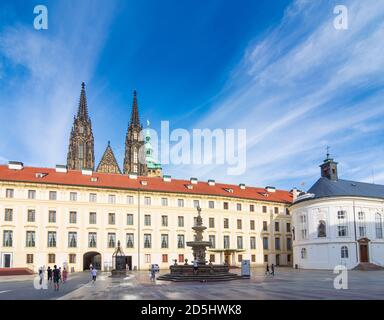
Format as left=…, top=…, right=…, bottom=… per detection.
left=157, top=206, right=243, bottom=282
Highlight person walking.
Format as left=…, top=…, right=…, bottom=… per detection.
left=91, top=267, right=97, bottom=284
left=150, top=265, right=156, bottom=282
left=53, top=265, right=60, bottom=291
left=58, top=267, right=62, bottom=283
left=38, top=267, right=44, bottom=286
left=271, top=263, right=275, bottom=276
left=47, top=266, right=52, bottom=285
left=62, top=267, right=68, bottom=283
left=265, top=264, right=270, bottom=275
left=193, top=260, right=199, bottom=275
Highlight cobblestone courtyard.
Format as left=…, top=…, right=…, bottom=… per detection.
left=0, top=267, right=383, bottom=300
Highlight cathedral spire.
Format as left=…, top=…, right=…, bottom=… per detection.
left=130, top=90, right=140, bottom=127
left=77, top=82, right=89, bottom=121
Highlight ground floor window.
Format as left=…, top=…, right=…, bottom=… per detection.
left=287, top=254, right=291, bottom=263
left=162, top=254, right=168, bottom=263
left=238, top=254, right=243, bottom=262
left=145, top=254, right=151, bottom=264
left=264, top=254, right=268, bottom=263
left=301, top=248, right=307, bottom=259
left=69, top=254, right=76, bottom=264
left=341, top=246, right=349, bottom=258
left=178, top=254, right=184, bottom=263
left=48, top=254, right=55, bottom=264
left=26, top=254, right=33, bottom=264
left=209, top=254, right=215, bottom=263
left=251, top=254, right=256, bottom=262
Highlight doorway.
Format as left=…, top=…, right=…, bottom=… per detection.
left=83, top=252, right=101, bottom=270
left=359, top=244, right=369, bottom=262
left=126, top=256, right=132, bottom=270
left=1, top=253, right=12, bottom=268
left=276, top=254, right=280, bottom=266
left=225, top=254, right=230, bottom=265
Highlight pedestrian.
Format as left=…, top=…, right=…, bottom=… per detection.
left=265, top=264, right=270, bottom=275
left=47, top=266, right=52, bottom=284
left=91, top=267, right=97, bottom=284
left=271, top=263, right=275, bottom=276
left=193, top=260, right=199, bottom=275
left=150, top=265, right=156, bottom=282
left=59, top=267, right=62, bottom=283
left=62, top=267, right=68, bottom=283
left=38, top=267, right=44, bottom=286
left=89, top=263, right=93, bottom=270
left=53, top=265, right=60, bottom=291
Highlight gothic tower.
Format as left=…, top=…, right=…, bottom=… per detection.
left=96, top=141, right=121, bottom=174
left=67, top=82, right=95, bottom=171
left=320, top=147, right=338, bottom=181
left=123, top=90, right=148, bottom=175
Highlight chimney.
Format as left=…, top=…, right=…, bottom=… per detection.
left=239, top=183, right=246, bottom=190
left=55, top=165, right=68, bottom=173
left=190, top=177, right=198, bottom=185
left=129, top=173, right=138, bottom=180
left=208, top=179, right=215, bottom=186
left=8, top=161, right=23, bottom=170
left=265, top=186, right=276, bottom=193
left=292, top=187, right=298, bottom=202
left=82, top=169, right=93, bottom=176
left=163, top=175, right=171, bottom=182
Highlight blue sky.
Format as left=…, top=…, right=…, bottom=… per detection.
left=0, top=0, right=384, bottom=190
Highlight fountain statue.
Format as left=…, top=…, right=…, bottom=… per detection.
left=157, top=206, right=242, bottom=282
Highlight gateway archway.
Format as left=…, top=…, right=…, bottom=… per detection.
left=83, top=252, right=101, bottom=270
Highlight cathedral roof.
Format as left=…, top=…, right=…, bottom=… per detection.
left=0, top=165, right=292, bottom=204
left=96, top=142, right=122, bottom=174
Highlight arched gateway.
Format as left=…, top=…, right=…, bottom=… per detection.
left=83, top=252, right=101, bottom=270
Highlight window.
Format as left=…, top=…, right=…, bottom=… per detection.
left=26, top=254, right=34, bottom=264
left=224, top=236, right=230, bottom=249
left=237, top=219, right=242, bottom=230
left=177, top=234, right=185, bottom=248
left=301, top=248, right=307, bottom=259
left=69, top=211, right=77, bottom=224
left=337, top=210, right=346, bottom=219
left=88, top=232, right=97, bottom=247
left=317, top=220, right=326, bottom=237
left=26, top=231, right=35, bottom=247
left=287, top=254, right=291, bottom=263
left=209, top=254, right=215, bottom=263
left=250, top=204, right=255, bottom=212
left=275, top=237, right=281, bottom=250
left=47, top=231, right=56, bottom=247
left=341, top=246, right=349, bottom=259
left=262, top=206, right=267, bottom=213
left=338, top=226, right=348, bottom=237
left=300, top=215, right=307, bottom=240
left=89, top=212, right=96, bottom=224
left=27, top=209, right=35, bottom=222
left=208, top=201, right=215, bottom=209
left=223, top=202, right=229, bottom=210
left=193, top=200, right=200, bottom=208
left=177, top=199, right=184, bottom=207
left=144, top=197, right=151, bottom=206
left=69, top=254, right=76, bottom=264
left=251, top=254, right=256, bottom=262
left=161, top=198, right=168, bottom=206
left=145, top=254, right=151, bottom=263
left=285, top=208, right=290, bottom=215
left=359, top=226, right=366, bottom=237
left=287, top=238, right=292, bottom=251
left=70, top=192, right=77, bottom=201
left=144, top=215, right=151, bottom=226
left=6, top=188, right=14, bottom=198
left=49, top=191, right=57, bottom=201
left=224, top=218, right=229, bottom=229
left=263, top=237, right=268, bottom=250
left=108, top=195, right=116, bottom=204
left=238, top=254, right=243, bottom=263
left=237, top=203, right=242, bottom=211
left=264, top=254, right=268, bottom=263
left=89, top=193, right=97, bottom=203
left=5, top=208, right=13, bottom=221
left=250, top=220, right=255, bottom=230
left=275, top=222, right=280, bottom=232
left=301, top=229, right=308, bottom=240
left=178, top=216, right=184, bottom=227
left=48, top=254, right=55, bottom=264
left=144, top=234, right=152, bottom=248
left=161, top=215, right=168, bottom=227
left=358, top=212, right=365, bottom=220
left=250, top=237, right=256, bottom=249
left=179, top=254, right=184, bottom=263
left=209, top=235, right=216, bottom=248
left=126, top=233, right=134, bottom=248
left=48, top=210, right=56, bottom=223
left=127, top=214, right=134, bottom=225
left=161, top=234, right=169, bottom=248
left=68, top=232, right=77, bottom=248
left=286, top=223, right=291, bottom=232
left=28, top=190, right=36, bottom=200
left=108, top=233, right=116, bottom=248
left=376, top=213, right=383, bottom=239
left=126, top=196, right=134, bottom=205
left=108, top=213, right=115, bottom=225
left=263, top=221, right=268, bottom=231
left=209, top=217, right=215, bottom=228
left=274, top=207, right=279, bottom=214
left=162, top=254, right=168, bottom=263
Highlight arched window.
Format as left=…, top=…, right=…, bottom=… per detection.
left=78, top=142, right=84, bottom=160
left=301, top=248, right=307, bottom=259
left=317, top=220, right=326, bottom=238
left=341, top=246, right=349, bottom=258
left=376, top=213, right=383, bottom=239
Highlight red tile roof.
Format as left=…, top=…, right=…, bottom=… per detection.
left=0, top=165, right=292, bottom=204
